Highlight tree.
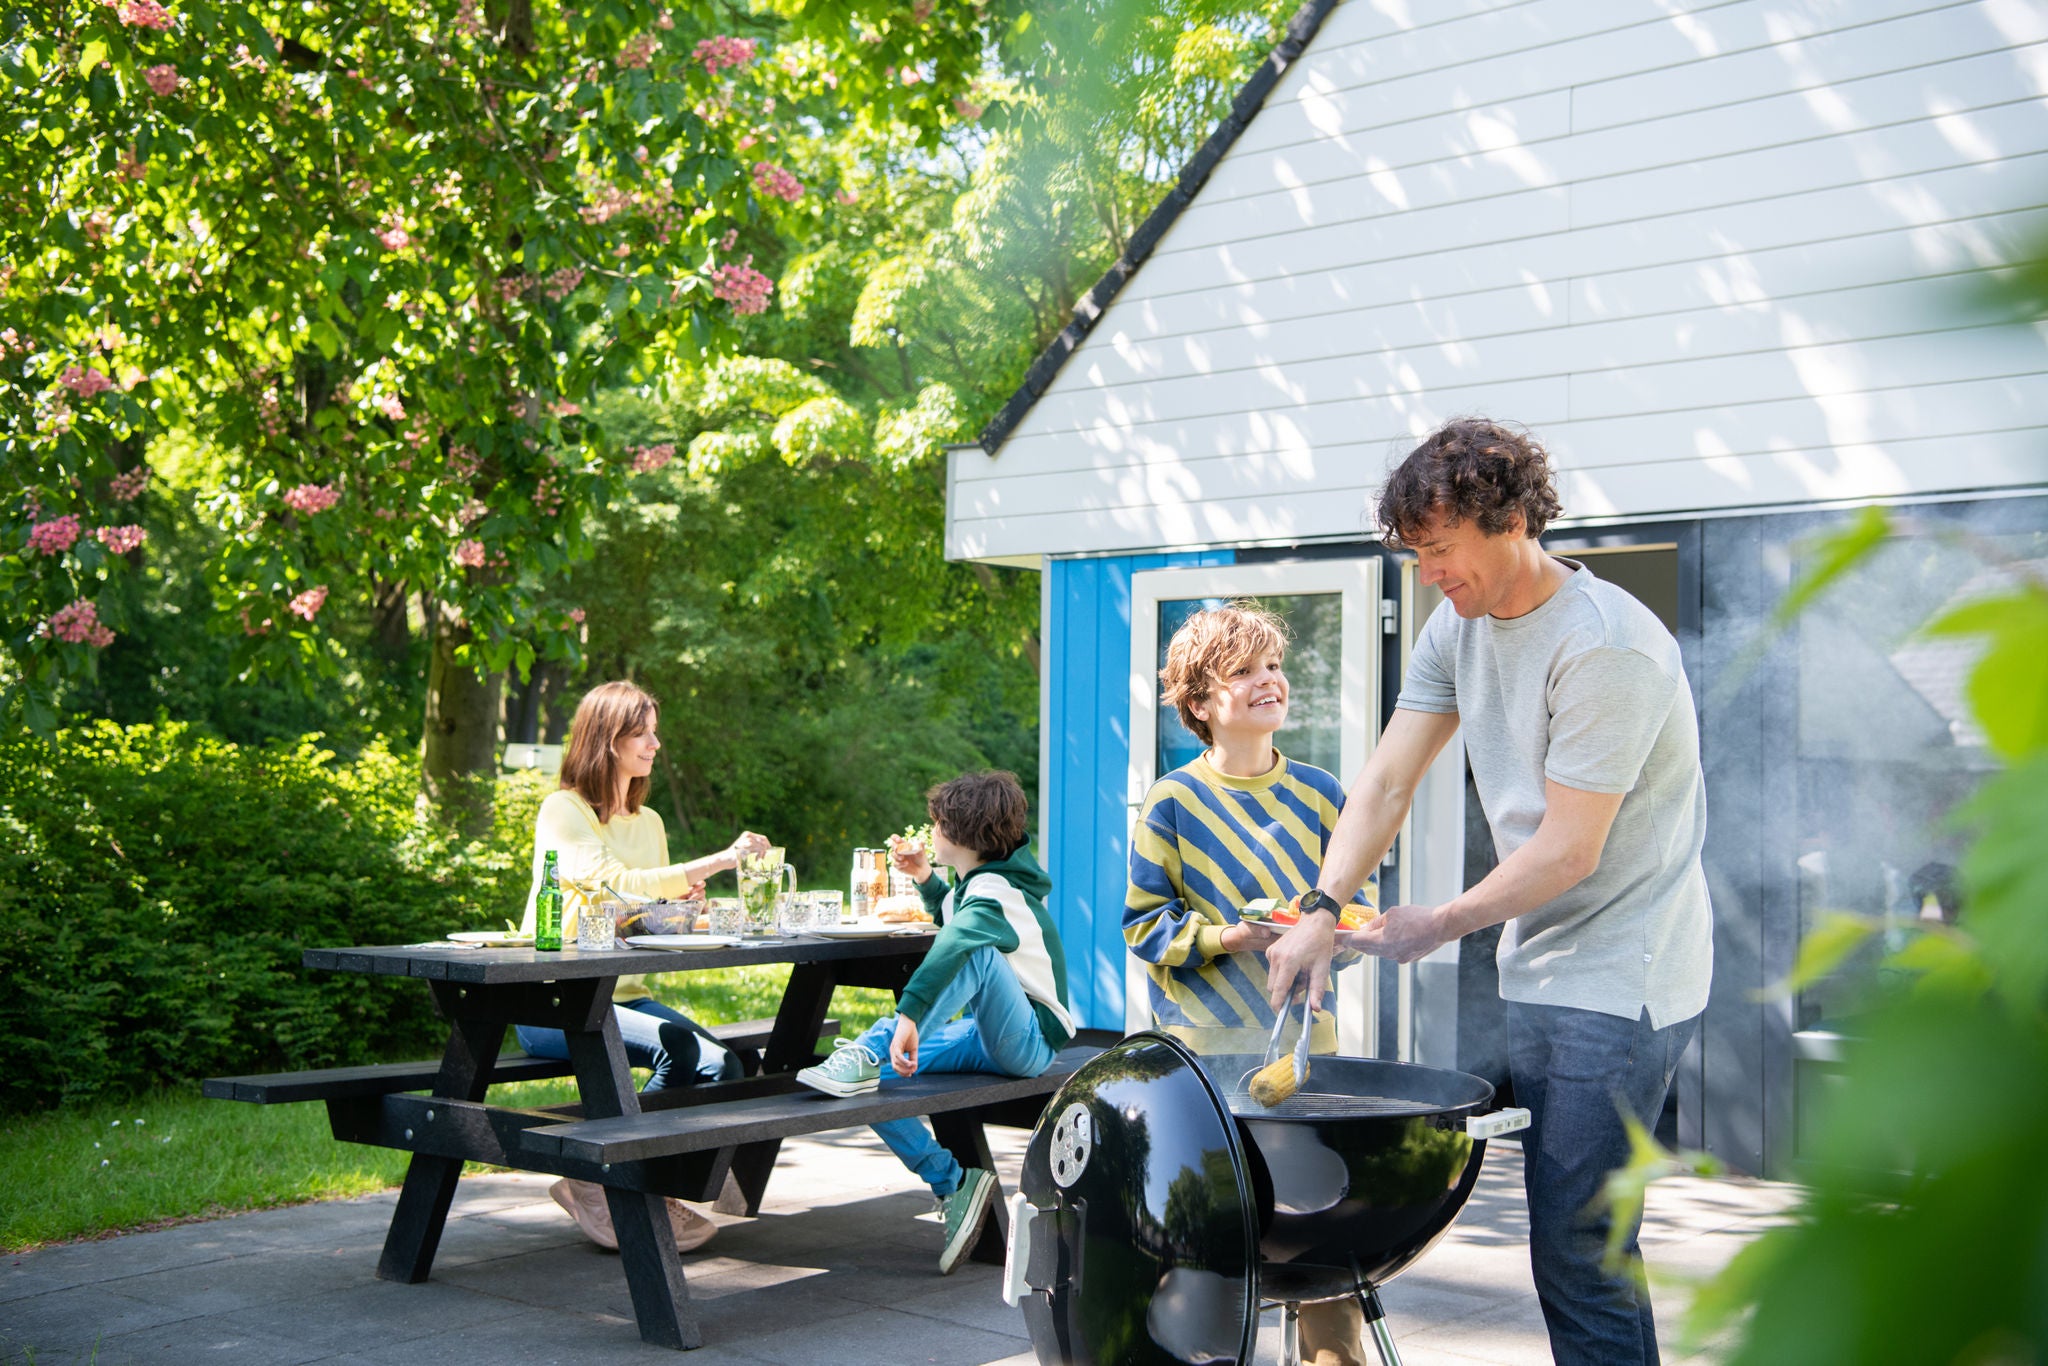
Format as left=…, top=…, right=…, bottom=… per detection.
left=0, top=0, right=859, bottom=825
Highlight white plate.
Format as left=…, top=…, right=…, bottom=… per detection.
left=809, top=921, right=916, bottom=939
left=624, top=934, right=741, bottom=951
left=448, top=930, right=534, bottom=946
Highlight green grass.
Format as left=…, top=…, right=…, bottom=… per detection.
left=0, top=968, right=897, bottom=1252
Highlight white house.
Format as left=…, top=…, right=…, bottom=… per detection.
left=943, top=0, right=2048, bottom=1177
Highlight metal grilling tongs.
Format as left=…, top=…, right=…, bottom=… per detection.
left=1243, top=989, right=1315, bottom=1107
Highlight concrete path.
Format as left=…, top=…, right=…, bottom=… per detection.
left=1, top=1129, right=1797, bottom=1365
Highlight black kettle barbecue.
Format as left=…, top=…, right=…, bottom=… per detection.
left=1001, top=1032, right=1529, bottom=1366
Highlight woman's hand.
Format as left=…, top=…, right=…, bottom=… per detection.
left=723, top=830, right=771, bottom=871
left=1219, top=919, right=1282, bottom=955
left=890, top=1015, right=920, bottom=1077
left=887, top=834, right=933, bottom=883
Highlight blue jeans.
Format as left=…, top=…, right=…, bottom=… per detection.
left=858, top=947, right=1058, bottom=1197
left=515, top=996, right=740, bottom=1091
left=1507, top=1001, right=1699, bottom=1366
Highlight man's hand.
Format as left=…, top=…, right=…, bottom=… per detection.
left=889, top=1015, right=920, bottom=1077
left=1265, top=914, right=1338, bottom=1011
left=1219, top=919, right=1282, bottom=954
left=1346, top=904, right=1452, bottom=964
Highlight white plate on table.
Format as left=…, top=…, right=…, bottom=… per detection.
left=809, top=921, right=923, bottom=939
left=448, top=930, right=534, bottom=947
left=624, top=934, right=741, bottom=951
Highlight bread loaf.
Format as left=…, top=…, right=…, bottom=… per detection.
left=873, top=894, right=932, bottom=923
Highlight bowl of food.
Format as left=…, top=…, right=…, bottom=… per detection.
left=1238, top=895, right=1378, bottom=930
left=615, top=898, right=704, bottom=938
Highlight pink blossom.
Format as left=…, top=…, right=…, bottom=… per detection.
left=534, top=475, right=563, bottom=515
left=718, top=227, right=739, bottom=251
left=751, top=162, right=804, bottom=202
left=117, top=147, right=147, bottom=181
left=256, top=389, right=285, bottom=438
left=95, top=524, right=148, bottom=554
left=900, top=67, right=922, bottom=86
left=282, top=483, right=340, bottom=515
left=711, top=259, right=774, bottom=315
left=113, top=0, right=174, bottom=30
left=954, top=97, right=985, bottom=120
left=60, top=365, right=115, bottom=399
left=143, top=64, right=182, bottom=96
left=47, top=599, right=115, bottom=647
left=447, top=445, right=482, bottom=478
left=108, top=465, right=149, bottom=501
left=454, top=539, right=487, bottom=568
left=835, top=189, right=857, bottom=205
left=655, top=11, right=673, bottom=29
left=618, top=32, right=658, bottom=69
left=376, top=216, right=411, bottom=252
left=81, top=211, right=112, bottom=244
left=29, top=515, right=82, bottom=556
left=542, top=266, right=584, bottom=301
left=374, top=393, right=405, bottom=421
left=547, top=399, right=581, bottom=418
left=694, top=35, right=758, bottom=75
left=287, top=585, right=328, bottom=621
left=568, top=607, right=587, bottom=623
left=632, top=442, right=676, bottom=474
left=459, top=498, right=488, bottom=525
left=453, top=0, right=485, bottom=40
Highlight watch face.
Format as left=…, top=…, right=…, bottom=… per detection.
left=1300, top=889, right=1337, bottom=917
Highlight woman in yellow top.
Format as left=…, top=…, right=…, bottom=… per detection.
left=520, top=680, right=769, bottom=1253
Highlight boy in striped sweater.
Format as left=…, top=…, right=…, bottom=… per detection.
left=1125, top=603, right=1376, bottom=1366
left=797, top=770, right=1074, bottom=1275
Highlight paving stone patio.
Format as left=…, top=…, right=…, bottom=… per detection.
left=2, top=1127, right=1798, bottom=1365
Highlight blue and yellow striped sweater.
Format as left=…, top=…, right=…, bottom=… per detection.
left=1124, top=752, right=1376, bottom=1051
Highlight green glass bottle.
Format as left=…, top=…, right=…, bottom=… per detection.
left=536, top=849, right=564, bottom=951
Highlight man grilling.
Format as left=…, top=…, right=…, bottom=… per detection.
left=1264, top=418, right=1713, bottom=1366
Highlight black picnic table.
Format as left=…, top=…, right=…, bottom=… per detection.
left=289, top=933, right=947, bottom=1349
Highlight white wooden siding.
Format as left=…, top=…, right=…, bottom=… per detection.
left=947, top=0, right=2048, bottom=563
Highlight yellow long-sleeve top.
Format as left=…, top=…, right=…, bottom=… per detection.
left=521, top=789, right=702, bottom=1003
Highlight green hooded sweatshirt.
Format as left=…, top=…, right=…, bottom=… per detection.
left=897, top=843, right=1075, bottom=1051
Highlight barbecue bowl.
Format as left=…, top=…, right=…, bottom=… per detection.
left=1002, top=1032, right=1528, bottom=1366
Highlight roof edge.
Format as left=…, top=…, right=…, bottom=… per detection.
left=975, top=0, right=1344, bottom=455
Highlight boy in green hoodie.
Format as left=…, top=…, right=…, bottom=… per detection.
left=796, top=769, right=1074, bottom=1274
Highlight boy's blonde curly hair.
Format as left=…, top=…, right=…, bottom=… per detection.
left=1158, top=603, right=1289, bottom=746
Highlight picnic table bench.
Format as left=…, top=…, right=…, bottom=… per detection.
left=203, top=934, right=1109, bottom=1351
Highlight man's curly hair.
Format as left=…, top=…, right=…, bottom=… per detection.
left=1376, top=418, right=1563, bottom=550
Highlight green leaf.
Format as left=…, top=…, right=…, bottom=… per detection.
left=1924, top=586, right=2048, bottom=761
left=1763, top=911, right=1877, bottom=999
left=308, top=320, right=341, bottom=360
left=41, top=124, right=63, bottom=147
left=78, top=39, right=107, bottom=78
left=1772, top=506, right=1891, bottom=629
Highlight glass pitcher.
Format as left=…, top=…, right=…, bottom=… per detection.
left=738, top=846, right=795, bottom=934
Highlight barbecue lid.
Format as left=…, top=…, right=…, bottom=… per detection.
left=1012, top=1032, right=1259, bottom=1366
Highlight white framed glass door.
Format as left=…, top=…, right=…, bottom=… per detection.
left=1125, top=559, right=1384, bottom=1049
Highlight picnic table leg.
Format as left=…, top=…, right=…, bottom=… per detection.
left=929, top=1109, right=1009, bottom=1265
left=375, top=999, right=504, bottom=1284
left=565, top=999, right=701, bottom=1350
left=715, top=961, right=842, bottom=1215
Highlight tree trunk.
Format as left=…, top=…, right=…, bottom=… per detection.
left=504, top=656, right=570, bottom=744
left=420, top=606, right=503, bottom=836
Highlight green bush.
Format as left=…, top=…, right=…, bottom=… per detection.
left=0, top=723, right=546, bottom=1112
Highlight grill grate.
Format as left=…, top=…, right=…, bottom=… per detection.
left=1222, top=1090, right=1443, bottom=1120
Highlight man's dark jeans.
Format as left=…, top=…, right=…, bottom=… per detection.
left=1506, top=1001, right=1699, bottom=1366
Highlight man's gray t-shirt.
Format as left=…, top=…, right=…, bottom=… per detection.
left=1397, top=561, right=1712, bottom=1027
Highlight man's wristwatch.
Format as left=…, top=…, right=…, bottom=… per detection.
left=1296, top=888, right=1342, bottom=924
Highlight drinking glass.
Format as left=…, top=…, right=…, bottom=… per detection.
left=708, top=899, right=747, bottom=937
left=811, top=890, right=844, bottom=925
left=778, top=893, right=813, bottom=936
left=579, top=901, right=620, bottom=952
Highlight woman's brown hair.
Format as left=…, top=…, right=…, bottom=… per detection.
left=559, top=680, right=658, bottom=823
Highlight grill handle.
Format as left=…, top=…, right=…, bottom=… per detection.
left=1466, top=1107, right=1531, bottom=1140
left=1001, top=1191, right=1034, bottom=1306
